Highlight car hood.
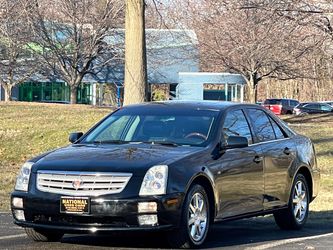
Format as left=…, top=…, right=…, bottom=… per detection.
left=32, top=143, right=203, bottom=175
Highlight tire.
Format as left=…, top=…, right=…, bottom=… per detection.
left=25, top=227, right=64, bottom=242
left=299, top=112, right=308, bottom=117
left=167, top=184, right=210, bottom=249
left=274, top=173, right=309, bottom=230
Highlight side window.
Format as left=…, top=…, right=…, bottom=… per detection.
left=282, top=100, right=288, bottom=106
left=269, top=117, right=286, bottom=140
left=223, top=109, right=253, bottom=144
left=247, top=109, right=275, bottom=142
left=290, top=100, right=299, bottom=107
left=320, top=104, right=332, bottom=111
left=305, top=104, right=319, bottom=110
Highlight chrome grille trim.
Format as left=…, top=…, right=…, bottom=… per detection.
left=36, top=170, right=132, bottom=196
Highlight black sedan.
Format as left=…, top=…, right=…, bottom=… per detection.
left=11, top=101, right=320, bottom=248
left=294, top=102, right=333, bottom=115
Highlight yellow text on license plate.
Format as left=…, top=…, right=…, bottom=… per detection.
left=60, top=197, right=90, bottom=214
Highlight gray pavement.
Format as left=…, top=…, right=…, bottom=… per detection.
left=1, top=212, right=333, bottom=249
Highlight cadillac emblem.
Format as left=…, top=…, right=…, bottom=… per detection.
left=72, top=178, right=83, bottom=190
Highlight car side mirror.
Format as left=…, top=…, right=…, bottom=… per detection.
left=223, top=136, right=249, bottom=149
left=69, top=132, right=83, bottom=143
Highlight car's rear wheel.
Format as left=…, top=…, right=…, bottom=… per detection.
left=25, top=227, right=64, bottom=242
left=274, top=173, right=309, bottom=230
left=167, top=184, right=210, bottom=248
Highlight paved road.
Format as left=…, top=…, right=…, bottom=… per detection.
left=1, top=212, right=333, bottom=249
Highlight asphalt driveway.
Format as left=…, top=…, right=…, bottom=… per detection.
left=1, top=212, right=333, bottom=249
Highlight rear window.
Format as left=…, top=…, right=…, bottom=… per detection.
left=304, top=104, right=319, bottom=110
left=297, top=103, right=308, bottom=108
left=264, top=99, right=281, bottom=105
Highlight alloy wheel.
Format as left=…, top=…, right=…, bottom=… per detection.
left=292, top=180, right=308, bottom=223
left=187, top=192, right=208, bottom=242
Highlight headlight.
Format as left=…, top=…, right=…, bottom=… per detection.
left=15, top=162, right=33, bottom=192
left=139, top=165, right=168, bottom=196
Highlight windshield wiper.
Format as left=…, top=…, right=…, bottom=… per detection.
left=148, top=141, right=179, bottom=147
left=93, top=140, right=181, bottom=147
left=93, top=140, right=128, bottom=144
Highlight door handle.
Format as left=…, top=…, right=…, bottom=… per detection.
left=253, top=156, right=263, bottom=164
left=283, top=147, right=291, bottom=155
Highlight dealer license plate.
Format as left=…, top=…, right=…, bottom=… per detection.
left=60, top=197, right=90, bottom=214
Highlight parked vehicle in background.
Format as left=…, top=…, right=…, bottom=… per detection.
left=263, top=98, right=299, bottom=115
left=294, top=102, right=333, bottom=116
left=319, top=101, right=333, bottom=107
left=11, top=101, right=320, bottom=248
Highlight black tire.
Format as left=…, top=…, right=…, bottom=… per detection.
left=274, top=173, right=309, bottom=230
left=167, top=184, right=210, bottom=249
left=299, top=112, right=309, bottom=117
left=25, top=227, right=64, bottom=242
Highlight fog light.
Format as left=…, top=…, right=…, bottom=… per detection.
left=12, top=197, right=23, bottom=208
left=138, top=202, right=157, bottom=213
left=13, top=210, right=25, bottom=221
left=138, top=215, right=158, bottom=226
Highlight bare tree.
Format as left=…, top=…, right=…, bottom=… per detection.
left=0, top=0, right=38, bottom=101
left=28, top=0, right=124, bottom=104
left=167, top=0, right=322, bottom=103
left=123, top=0, right=148, bottom=105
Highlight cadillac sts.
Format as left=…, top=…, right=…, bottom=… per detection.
left=11, top=101, right=320, bottom=248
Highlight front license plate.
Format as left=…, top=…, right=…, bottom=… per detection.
left=60, top=197, right=90, bottom=214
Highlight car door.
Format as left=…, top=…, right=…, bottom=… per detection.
left=212, top=109, right=264, bottom=219
left=246, top=108, right=297, bottom=209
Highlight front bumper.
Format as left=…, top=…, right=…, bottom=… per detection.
left=11, top=191, right=184, bottom=233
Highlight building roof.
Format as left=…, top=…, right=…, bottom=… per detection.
left=88, top=29, right=200, bottom=84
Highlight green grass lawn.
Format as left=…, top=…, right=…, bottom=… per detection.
left=283, top=114, right=333, bottom=216
left=0, top=103, right=332, bottom=219
left=0, top=102, right=110, bottom=210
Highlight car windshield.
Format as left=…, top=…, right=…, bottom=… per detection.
left=82, top=108, right=218, bottom=147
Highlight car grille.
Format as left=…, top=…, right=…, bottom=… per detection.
left=36, top=170, right=132, bottom=196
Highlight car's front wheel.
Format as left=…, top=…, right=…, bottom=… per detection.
left=25, top=228, right=64, bottom=242
left=274, top=173, right=309, bottom=230
left=167, top=184, right=210, bottom=248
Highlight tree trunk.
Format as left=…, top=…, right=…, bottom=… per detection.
left=70, top=86, right=78, bottom=104
left=123, top=0, right=148, bottom=106
left=246, top=84, right=256, bottom=103
left=3, top=84, right=13, bottom=102
left=245, top=73, right=259, bottom=103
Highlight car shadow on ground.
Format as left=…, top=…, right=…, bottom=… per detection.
left=59, top=211, right=333, bottom=249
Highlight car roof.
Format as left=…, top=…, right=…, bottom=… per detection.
left=300, top=102, right=325, bottom=105
left=265, top=98, right=298, bottom=101
left=122, top=101, right=261, bottom=112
